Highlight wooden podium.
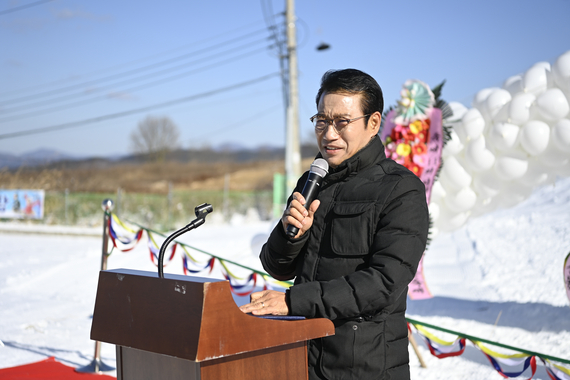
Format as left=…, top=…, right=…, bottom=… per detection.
left=90, top=269, right=334, bottom=380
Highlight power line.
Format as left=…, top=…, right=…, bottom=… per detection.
left=0, top=0, right=53, bottom=16
left=260, top=0, right=289, bottom=110
left=191, top=103, right=281, bottom=141
left=0, top=22, right=268, bottom=98
left=0, top=40, right=272, bottom=121
left=0, top=72, right=279, bottom=140
left=0, top=29, right=270, bottom=107
left=0, top=45, right=270, bottom=122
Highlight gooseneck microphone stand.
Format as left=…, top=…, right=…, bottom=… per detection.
left=158, top=203, right=213, bottom=278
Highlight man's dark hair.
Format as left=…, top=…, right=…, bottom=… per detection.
left=315, top=69, right=384, bottom=126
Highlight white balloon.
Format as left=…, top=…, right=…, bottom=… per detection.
left=485, top=88, right=512, bottom=121
left=522, top=65, right=549, bottom=96
left=428, top=202, right=440, bottom=221
left=531, top=61, right=551, bottom=71
left=538, top=138, right=570, bottom=168
left=461, top=108, right=486, bottom=139
left=472, top=88, right=496, bottom=122
left=472, top=88, right=496, bottom=110
left=444, top=187, right=477, bottom=213
left=465, top=135, right=495, bottom=171
left=503, top=75, right=523, bottom=96
left=517, top=157, right=549, bottom=187
left=488, top=122, right=520, bottom=151
left=552, top=119, right=570, bottom=152
left=472, top=171, right=503, bottom=199
left=552, top=50, right=570, bottom=93
left=508, top=92, right=536, bottom=125
left=520, top=120, right=550, bottom=155
left=535, top=88, right=570, bottom=121
left=448, top=101, right=469, bottom=121
left=442, top=128, right=464, bottom=157
left=430, top=180, right=447, bottom=202
left=556, top=162, right=570, bottom=177
left=435, top=205, right=470, bottom=232
left=494, top=152, right=528, bottom=180
left=439, top=156, right=472, bottom=191
left=497, top=182, right=533, bottom=209
left=470, top=197, right=499, bottom=218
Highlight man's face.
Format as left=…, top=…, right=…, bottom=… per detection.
left=316, top=92, right=378, bottom=168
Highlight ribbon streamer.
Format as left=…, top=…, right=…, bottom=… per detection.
left=182, top=255, right=215, bottom=275
left=147, top=232, right=177, bottom=267
left=542, top=358, right=570, bottom=380
left=108, top=216, right=144, bottom=252
left=409, top=322, right=569, bottom=379
left=107, top=213, right=295, bottom=293
left=222, top=272, right=262, bottom=296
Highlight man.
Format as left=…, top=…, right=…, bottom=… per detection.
left=240, top=69, right=429, bottom=379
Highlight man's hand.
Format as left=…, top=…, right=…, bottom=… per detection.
left=282, top=192, right=320, bottom=238
left=238, top=290, right=289, bottom=316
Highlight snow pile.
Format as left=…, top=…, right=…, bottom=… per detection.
left=1, top=177, right=569, bottom=379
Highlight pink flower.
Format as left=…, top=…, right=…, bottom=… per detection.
left=413, top=154, right=427, bottom=167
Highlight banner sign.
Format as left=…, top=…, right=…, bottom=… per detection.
left=381, top=108, right=443, bottom=204
left=0, top=189, right=44, bottom=219
left=381, top=80, right=446, bottom=300
left=408, top=255, right=433, bottom=300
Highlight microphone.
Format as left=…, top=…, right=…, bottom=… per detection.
left=158, top=203, right=213, bottom=278
left=286, top=158, right=329, bottom=237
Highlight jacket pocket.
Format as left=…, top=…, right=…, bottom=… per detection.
left=320, top=320, right=385, bottom=380
left=331, top=202, right=374, bottom=255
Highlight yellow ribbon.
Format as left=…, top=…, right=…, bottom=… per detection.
left=472, top=341, right=529, bottom=359
left=111, top=213, right=138, bottom=233
left=413, top=324, right=460, bottom=346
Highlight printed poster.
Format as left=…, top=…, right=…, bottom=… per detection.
left=0, top=189, right=45, bottom=219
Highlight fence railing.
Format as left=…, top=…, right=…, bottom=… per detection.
left=28, top=188, right=274, bottom=229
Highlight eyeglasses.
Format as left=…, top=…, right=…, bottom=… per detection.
left=310, top=114, right=370, bottom=134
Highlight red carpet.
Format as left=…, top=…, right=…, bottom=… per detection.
left=0, top=357, right=116, bottom=379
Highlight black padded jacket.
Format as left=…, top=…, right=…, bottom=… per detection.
left=261, top=135, right=429, bottom=380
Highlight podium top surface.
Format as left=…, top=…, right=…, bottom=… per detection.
left=91, top=268, right=334, bottom=362
left=103, top=268, right=218, bottom=284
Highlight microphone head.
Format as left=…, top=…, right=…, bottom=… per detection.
left=310, top=158, right=329, bottom=178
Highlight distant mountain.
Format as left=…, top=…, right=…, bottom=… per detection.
left=0, top=152, right=22, bottom=169
left=0, top=148, right=85, bottom=169
left=214, top=142, right=250, bottom=152
left=20, top=148, right=80, bottom=162
left=0, top=143, right=320, bottom=170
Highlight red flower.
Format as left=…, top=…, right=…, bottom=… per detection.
left=416, top=131, right=428, bottom=143
left=391, top=124, right=405, bottom=140
left=401, top=128, right=414, bottom=141
left=412, top=142, right=427, bottom=156
left=405, top=162, right=423, bottom=177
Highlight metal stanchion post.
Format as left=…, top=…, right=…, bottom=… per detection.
left=76, top=199, right=115, bottom=374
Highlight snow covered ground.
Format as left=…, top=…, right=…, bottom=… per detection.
left=1, top=177, right=569, bottom=379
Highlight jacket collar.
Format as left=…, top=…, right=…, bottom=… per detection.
left=319, top=135, right=386, bottom=184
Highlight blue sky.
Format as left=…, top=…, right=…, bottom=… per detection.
left=1, top=0, right=569, bottom=158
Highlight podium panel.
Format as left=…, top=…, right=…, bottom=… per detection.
left=91, top=269, right=334, bottom=380
left=116, top=342, right=307, bottom=380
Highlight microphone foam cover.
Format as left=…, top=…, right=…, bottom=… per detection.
left=310, top=158, right=329, bottom=178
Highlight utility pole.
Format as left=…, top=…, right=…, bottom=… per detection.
left=285, top=0, right=301, bottom=195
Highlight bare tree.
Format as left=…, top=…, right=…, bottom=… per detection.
left=130, top=116, right=180, bottom=162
